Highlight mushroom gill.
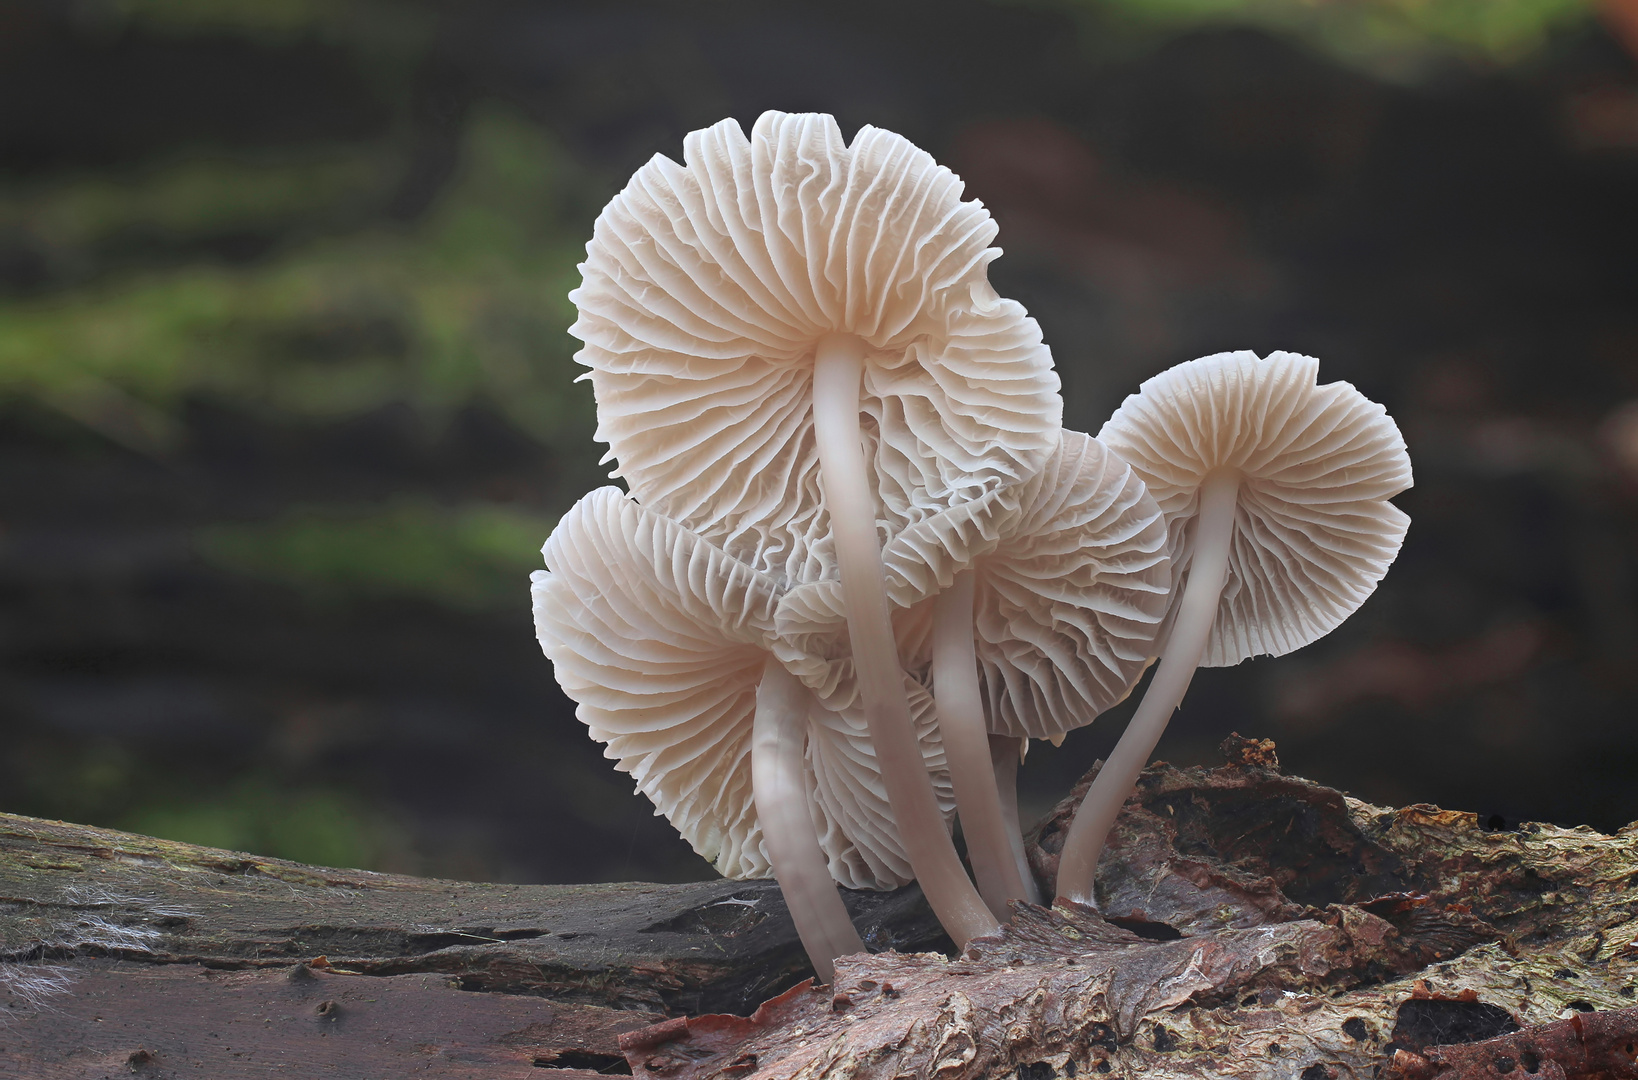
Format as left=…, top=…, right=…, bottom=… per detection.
left=777, top=431, right=1173, bottom=916
left=570, top=111, right=1062, bottom=945
left=532, top=486, right=958, bottom=981
left=1054, top=350, right=1413, bottom=906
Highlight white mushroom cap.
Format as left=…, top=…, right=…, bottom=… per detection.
left=531, top=487, right=953, bottom=890
left=1098, top=350, right=1412, bottom=667
left=807, top=678, right=956, bottom=890
left=768, top=478, right=1022, bottom=710
left=971, top=432, right=1172, bottom=740
left=570, top=111, right=1062, bottom=584
left=773, top=431, right=1173, bottom=740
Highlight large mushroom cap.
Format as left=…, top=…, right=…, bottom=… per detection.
left=775, top=432, right=1173, bottom=740
left=570, top=110, right=1062, bottom=584
left=1098, top=350, right=1412, bottom=667
left=532, top=487, right=953, bottom=890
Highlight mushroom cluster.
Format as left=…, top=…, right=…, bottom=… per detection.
left=533, top=115, right=1413, bottom=981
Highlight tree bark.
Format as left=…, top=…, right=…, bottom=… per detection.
left=0, top=808, right=943, bottom=1077
left=3, top=735, right=1635, bottom=1079
left=621, top=737, right=1638, bottom=1079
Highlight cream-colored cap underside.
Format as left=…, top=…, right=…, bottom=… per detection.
left=1099, top=350, right=1412, bottom=667
left=571, top=111, right=1063, bottom=586
left=775, top=431, right=1173, bottom=740
left=532, top=487, right=953, bottom=890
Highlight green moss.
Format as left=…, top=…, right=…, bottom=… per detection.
left=0, top=106, right=598, bottom=454
left=195, top=498, right=555, bottom=610
left=121, top=779, right=404, bottom=871
left=14, top=851, right=87, bottom=872
left=0, top=151, right=390, bottom=253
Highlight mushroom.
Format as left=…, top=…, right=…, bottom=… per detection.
left=776, top=431, right=1172, bottom=915
left=1054, top=350, right=1412, bottom=905
left=988, top=733, right=1032, bottom=903
left=532, top=486, right=956, bottom=981
left=569, top=111, right=1061, bottom=945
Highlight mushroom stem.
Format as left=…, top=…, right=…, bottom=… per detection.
left=752, top=656, right=865, bottom=984
left=1054, top=469, right=1241, bottom=906
left=989, top=734, right=1041, bottom=905
left=933, top=571, right=1034, bottom=917
left=811, top=333, right=1000, bottom=947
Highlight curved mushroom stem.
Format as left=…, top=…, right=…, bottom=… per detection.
left=752, top=656, right=865, bottom=984
left=1054, top=469, right=1241, bottom=907
left=811, top=333, right=1000, bottom=948
left=933, top=571, right=1034, bottom=917
left=989, top=734, right=1042, bottom=905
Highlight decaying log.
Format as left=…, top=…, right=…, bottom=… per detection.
left=0, top=811, right=941, bottom=1077
left=2, top=735, right=1635, bottom=1079
left=1383, top=1000, right=1638, bottom=1080
left=618, top=737, right=1638, bottom=1079
left=5, top=961, right=662, bottom=1078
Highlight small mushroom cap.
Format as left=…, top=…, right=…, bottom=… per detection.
left=532, top=487, right=953, bottom=890
left=570, top=110, right=1062, bottom=583
left=775, top=432, right=1173, bottom=739
left=806, top=677, right=957, bottom=890
left=1098, top=350, right=1412, bottom=667
left=971, top=432, right=1172, bottom=739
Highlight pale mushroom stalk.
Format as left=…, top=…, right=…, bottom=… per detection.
left=988, top=734, right=1041, bottom=905
left=751, top=656, right=865, bottom=983
left=933, top=570, right=1034, bottom=916
left=784, top=430, right=1170, bottom=914
left=1055, top=468, right=1240, bottom=906
left=811, top=332, right=1000, bottom=946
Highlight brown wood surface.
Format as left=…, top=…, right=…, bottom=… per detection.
left=0, top=810, right=942, bottom=1078
left=2, top=736, right=1635, bottom=1079
left=2, top=960, right=654, bottom=1079
left=620, top=737, right=1638, bottom=1079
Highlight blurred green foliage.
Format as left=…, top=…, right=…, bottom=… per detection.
left=0, top=92, right=604, bottom=865
left=0, top=152, right=386, bottom=257
left=10, top=739, right=407, bottom=871
left=95, top=0, right=1603, bottom=74
left=4, top=0, right=1618, bottom=879
left=197, top=498, right=557, bottom=610
left=123, top=778, right=409, bottom=870
left=0, top=94, right=604, bottom=648
left=1040, top=0, right=1595, bottom=73
left=0, top=107, right=596, bottom=456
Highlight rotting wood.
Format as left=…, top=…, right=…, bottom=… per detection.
left=4, top=959, right=661, bottom=1079
left=0, top=811, right=946, bottom=1014
left=0, top=810, right=942, bottom=1078
left=1383, top=1002, right=1638, bottom=1080
left=1, top=735, right=1635, bottom=1079
left=618, top=736, right=1638, bottom=1078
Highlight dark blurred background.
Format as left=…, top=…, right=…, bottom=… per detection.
left=1, top=0, right=1635, bottom=886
